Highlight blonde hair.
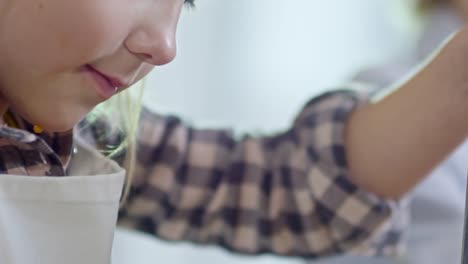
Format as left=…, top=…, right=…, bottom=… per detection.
left=87, top=79, right=145, bottom=206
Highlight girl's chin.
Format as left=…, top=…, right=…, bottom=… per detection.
left=28, top=116, right=83, bottom=133
left=10, top=104, right=89, bottom=133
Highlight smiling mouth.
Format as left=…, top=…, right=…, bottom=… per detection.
left=83, top=65, right=120, bottom=100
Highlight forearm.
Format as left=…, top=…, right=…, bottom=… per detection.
left=345, top=30, right=468, bottom=199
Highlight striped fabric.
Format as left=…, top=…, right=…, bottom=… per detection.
left=0, top=89, right=407, bottom=259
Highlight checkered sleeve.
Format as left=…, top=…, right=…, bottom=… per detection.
left=117, top=90, right=407, bottom=258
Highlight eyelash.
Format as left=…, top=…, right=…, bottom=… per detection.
left=184, top=0, right=195, bottom=7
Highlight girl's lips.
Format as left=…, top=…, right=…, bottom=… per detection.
left=84, top=65, right=121, bottom=100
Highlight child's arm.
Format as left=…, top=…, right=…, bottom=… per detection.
left=346, top=28, right=468, bottom=199
left=115, top=27, right=468, bottom=259
left=116, top=90, right=403, bottom=258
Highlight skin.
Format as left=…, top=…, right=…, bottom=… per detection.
left=346, top=29, right=468, bottom=198
left=0, top=0, right=184, bottom=132
left=0, top=0, right=468, bottom=199
left=452, top=0, right=468, bottom=19
left=344, top=0, right=468, bottom=199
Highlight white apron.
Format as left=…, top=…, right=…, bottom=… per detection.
left=0, top=137, right=125, bottom=264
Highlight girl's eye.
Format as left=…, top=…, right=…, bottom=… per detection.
left=184, top=0, right=195, bottom=7
left=185, top=0, right=195, bottom=7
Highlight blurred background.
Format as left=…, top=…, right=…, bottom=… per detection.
left=114, top=0, right=420, bottom=263
left=141, top=0, right=415, bottom=134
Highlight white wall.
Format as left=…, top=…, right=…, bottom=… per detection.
left=143, top=0, right=409, bottom=133
left=119, top=0, right=410, bottom=263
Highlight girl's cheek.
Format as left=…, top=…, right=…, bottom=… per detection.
left=60, top=8, right=132, bottom=60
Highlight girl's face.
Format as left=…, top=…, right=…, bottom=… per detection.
left=0, top=0, right=187, bottom=132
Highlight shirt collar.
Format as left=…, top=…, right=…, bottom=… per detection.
left=0, top=110, right=73, bottom=175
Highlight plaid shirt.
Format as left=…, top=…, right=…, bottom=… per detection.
left=0, top=90, right=407, bottom=258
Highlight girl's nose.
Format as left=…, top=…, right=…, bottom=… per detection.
left=125, top=2, right=182, bottom=66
